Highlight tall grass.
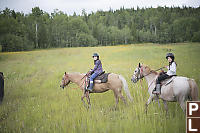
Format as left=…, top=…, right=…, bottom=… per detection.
left=0, top=43, right=199, bottom=133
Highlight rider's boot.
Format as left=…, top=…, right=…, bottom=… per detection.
left=87, top=81, right=94, bottom=92
left=152, top=84, right=161, bottom=95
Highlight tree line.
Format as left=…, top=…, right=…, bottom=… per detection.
left=0, top=6, right=200, bottom=52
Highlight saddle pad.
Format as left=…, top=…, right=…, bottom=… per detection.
left=162, top=76, right=176, bottom=86
left=94, top=73, right=110, bottom=83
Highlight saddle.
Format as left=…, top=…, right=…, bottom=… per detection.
left=152, top=75, right=177, bottom=94
left=161, top=75, right=177, bottom=86
left=87, top=71, right=110, bottom=84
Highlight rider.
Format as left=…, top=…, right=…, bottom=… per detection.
left=153, top=53, right=177, bottom=95
left=87, top=53, right=103, bottom=91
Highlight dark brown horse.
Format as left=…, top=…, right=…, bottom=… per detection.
left=0, top=72, right=4, bottom=104
left=60, top=72, right=133, bottom=108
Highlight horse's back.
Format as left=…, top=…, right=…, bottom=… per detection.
left=107, top=73, right=123, bottom=88
left=160, top=76, right=190, bottom=101
left=171, top=76, right=191, bottom=98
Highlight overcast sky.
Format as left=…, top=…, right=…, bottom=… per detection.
left=0, top=0, right=200, bottom=15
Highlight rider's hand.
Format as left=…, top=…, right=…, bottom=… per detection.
left=87, top=71, right=91, bottom=75
left=161, top=70, right=165, bottom=73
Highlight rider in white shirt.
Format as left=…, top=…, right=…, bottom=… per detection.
left=167, top=61, right=176, bottom=76
left=153, top=53, right=177, bottom=95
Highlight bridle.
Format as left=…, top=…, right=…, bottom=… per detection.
left=61, top=73, right=89, bottom=89
left=62, top=75, right=72, bottom=87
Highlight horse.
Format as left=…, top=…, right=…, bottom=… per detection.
left=0, top=72, right=4, bottom=104
left=131, top=63, right=199, bottom=114
left=60, top=72, right=133, bottom=108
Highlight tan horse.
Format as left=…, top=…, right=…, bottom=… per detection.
left=60, top=72, right=133, bottom=108
left=131, top=63, right=199, bottom=114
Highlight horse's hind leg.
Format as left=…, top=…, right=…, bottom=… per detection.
left=114, top=89, right=127, bottom=106
left=178, top=97, right=186, bottom=113
left=119, top=93, right=127, bottom=105
left=118, top=88, right=127, bottom=105
left=112, top=90, right=119, bottom=109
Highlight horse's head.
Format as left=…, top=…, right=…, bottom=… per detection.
left=132, top=63, right=157, bottom=83
left=60, top=72, right=71, bottom=89
left=131, top=63, right=145, bottom=83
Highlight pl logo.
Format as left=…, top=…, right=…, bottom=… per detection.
left=187, top=101, right=200, bottom=133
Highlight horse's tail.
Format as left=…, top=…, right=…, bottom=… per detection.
left=119, top=75, right=133, bottom=102
left=188, top=78, right=199, bottom=101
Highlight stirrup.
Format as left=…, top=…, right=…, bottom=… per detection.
left=155, top=92, right=160, bottom=95
left=87, top=89, right=93, bottom=92
left=152, top=90, right=160, bottom=95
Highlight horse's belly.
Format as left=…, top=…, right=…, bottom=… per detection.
left=93, top=83, right=109, bottom=93
left=160, top=86, right=176, bottom=101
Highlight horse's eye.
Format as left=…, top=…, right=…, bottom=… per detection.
left=135, top=70, right=137, bottom=73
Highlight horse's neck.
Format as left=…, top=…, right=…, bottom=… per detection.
left=69, top=73, right=84, bottom=86
left=143, top=72, right=157, bottom=86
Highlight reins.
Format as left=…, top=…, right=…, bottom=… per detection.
left=80, top=75, right=87, bottom=88
left=138, top=67, right=165, bottom=80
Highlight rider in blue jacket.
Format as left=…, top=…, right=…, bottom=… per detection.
left=87, top=53, right=103, bottom=91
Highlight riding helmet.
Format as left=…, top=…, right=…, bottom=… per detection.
left=92, top=53, right=99, bottom=57
left=166, top=53, right=175, bottom=60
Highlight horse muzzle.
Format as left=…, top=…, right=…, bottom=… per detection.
left=60, top=85, right=65, bottom=89
left=131, top=77, right=137, bottom=83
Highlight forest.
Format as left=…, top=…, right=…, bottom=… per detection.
left=0, top=6, right=200, bottom=52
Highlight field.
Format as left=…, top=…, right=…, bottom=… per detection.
left=0, top=43, right=200, bottom=133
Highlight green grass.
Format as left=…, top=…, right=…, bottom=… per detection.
left=0, top=43, right=200, bottom=133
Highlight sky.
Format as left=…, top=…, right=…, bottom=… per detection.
left=0, top=0, right=200, bottom=15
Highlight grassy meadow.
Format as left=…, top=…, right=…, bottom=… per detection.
left=0, top=43, right=200, bottom=133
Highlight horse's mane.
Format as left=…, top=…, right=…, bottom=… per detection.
left=69, top=72, right=85, bottom=76
left=142, top=65, right=158, bottom=75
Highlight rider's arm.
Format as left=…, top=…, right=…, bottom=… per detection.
left=170, top=62, right=176, bottom=72
left=167, top=62, right=176, bottom=74
left=91, top=60, right=100, bottom=73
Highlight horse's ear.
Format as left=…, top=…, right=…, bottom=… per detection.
left=65, top=72, right=66, bottom=75
left=139, top=63, right=141, bottom=68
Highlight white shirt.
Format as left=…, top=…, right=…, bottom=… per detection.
left=167, top=62, right=176, bottom=76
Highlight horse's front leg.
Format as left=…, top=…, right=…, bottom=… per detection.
left=154, top=95, right=160, bottom=107
left=86, top=91, right=91, bottom=109
left=162, top=100, right=168, bottom=116
left=81, top=91, right=87, bottom=108
left=145, top=95, right=153, bottom=114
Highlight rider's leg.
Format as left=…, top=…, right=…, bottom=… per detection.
left=87, top=73, right=98, bottom=91
left=153, top=74, right=169, bottom=94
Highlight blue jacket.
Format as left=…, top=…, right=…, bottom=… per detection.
left=91, top=60, right=103, bottom=75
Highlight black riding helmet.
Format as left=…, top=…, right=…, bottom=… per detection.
left=166, top=53, right=175, bottom=60
left=92, top=53, right=99, bottom=57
